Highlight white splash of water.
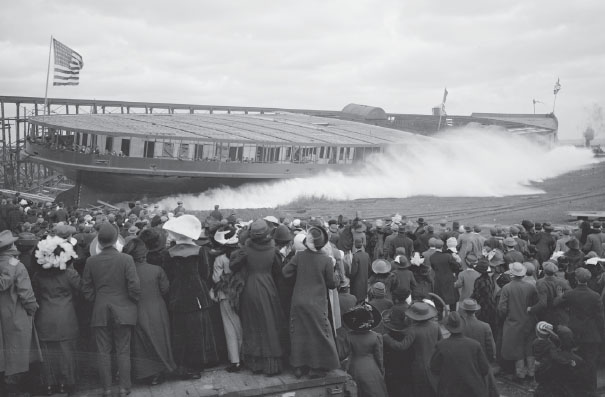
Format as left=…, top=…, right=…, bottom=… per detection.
left=157, top=127, right=597, bottom=210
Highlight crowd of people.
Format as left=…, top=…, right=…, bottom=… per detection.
left=0, top=193, right=604, bottom=397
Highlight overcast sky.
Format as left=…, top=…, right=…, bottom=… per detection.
left=1, top=0, right=603, bottom=139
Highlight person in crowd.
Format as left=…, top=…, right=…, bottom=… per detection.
left=341, top=304, right=387, bottom=397
left=211, top=227, right=244, bottom=373
left=382, top=304, right=413, bottom=397
left=383, top=302, right=441, bottom=397
left=32, top=233, right=81, bottom=395
left=0, top=230, right=39, bottom=395
left=554, top=267, right=605, bottom=394
left=502, top=237, right=524, bottom=265
left=349, top=237, right=370, bottom=303
left=532, top=261, right=572, bottom=326
left=454, top=252, right=480, bottom=306
left=583, top=221, right=604, bottom=257
left=161, top=215, right=218, bottom=379
left=428, top=238, right=461, bottom=311
left=231, top=219, right=285, bottom=376
left=367, top=259, right=397, bottom=301
left=123, top=238, right=175, bottom=385
left=82, top=223, right=141, bottom=396
left=283, top=226, right=340, bottom=378
left=498, top=262, right=539, bottom=384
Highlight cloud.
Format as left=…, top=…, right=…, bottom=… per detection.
left=0, top=0, right=604, bottom=138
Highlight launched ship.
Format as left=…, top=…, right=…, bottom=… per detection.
left=24, top=102, right=558, bottom=206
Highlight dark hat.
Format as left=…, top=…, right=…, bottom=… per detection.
left=304, top=226, right=328, bottom=252
left=405, top=302, right=438, bottom=321
left=475, top=258, right=490, bottom=274
left=460, top=298, right=481, bottom=312
left=566, top=238, right=580, bottom=250
left=444, top=311, right=464, bottom=334
left=249, top=219, right=270, bottom=241
left=382, top=306, right=407, bottom=332
left=342, top=303, right=382, bottom=331
left=0, top=230, right=19, bottom=249
left=139, top=228, right=163, bottom=252
left=273, top=224, right=292, bottom=243
left=97, top=223, right=118, bottom=248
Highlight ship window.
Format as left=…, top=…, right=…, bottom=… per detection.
left=163, top=142, right=174, bottom=158
left=143, top=141, right=155, bottom=158
left=105, top=137, right=113, bottom=152
left=121, top=139, right=130, bottom=156
left=179, top=143, right=189, bottom=159
left=194, top=144, right=204, bottom=160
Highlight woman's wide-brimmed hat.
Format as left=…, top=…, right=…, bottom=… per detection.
left=342, top=303, right=382, bottom=331
left=382, top=305, right=408, bottom=332
left=163, top=214, right=202, bottom=240
left=0, top=230, right=19, bottom=250
left=405, top=301, right=438, bottom=321
left=372, top=259, right=392, bottom=274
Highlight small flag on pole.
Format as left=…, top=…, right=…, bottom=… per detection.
left=53, top=39, right=83, bottom=86
left=553, top=78, right=561, bottom=95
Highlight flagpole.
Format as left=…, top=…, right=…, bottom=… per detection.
left=43, top=36, right=53, bottom=116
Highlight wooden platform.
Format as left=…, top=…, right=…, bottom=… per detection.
left=71, top=368, right=355, bottom=397
left=567, top=210, right=605, bottom=221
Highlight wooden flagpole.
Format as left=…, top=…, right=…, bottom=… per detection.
left=43, top=36, right=53, bottom=116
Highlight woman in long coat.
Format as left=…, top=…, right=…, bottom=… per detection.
left=230, top=219, right=285, bottom=375
left=0, top=231, right=39, bottom=381
left=32, top=237, right=81, bottom=394
left=341, top=304, right=388, bottom=397
left=283, top=226, right=340, bottom=378
left=124, top=238, right=175, bottom=385
left=162, top=215, right=218, bottom=379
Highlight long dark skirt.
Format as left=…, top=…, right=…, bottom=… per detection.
left=39, top=339, right=77, bottom=386
left=171, top=310, right=219, bottom=371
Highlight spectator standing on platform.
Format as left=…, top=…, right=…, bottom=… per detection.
left=162, top=215, right=218, bottom=379
left=231, top=219, right=285, bottom=375
left=123, top=238, right=175, bottom=385
left=283, top=226, right=340, bottom=378
left=82, top=223, right=141, bottom=396
left=32, top=234, right=81, bottom=395
left=341, top=304, right=388, bottom=397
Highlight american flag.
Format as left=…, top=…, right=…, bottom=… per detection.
left=53, top=39, right=83, bottom=86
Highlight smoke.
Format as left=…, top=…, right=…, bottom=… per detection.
left=157, top=126, right=598, bottom=210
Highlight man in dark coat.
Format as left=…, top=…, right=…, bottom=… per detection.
left=349, top=238, right=370, bottom=303
left=554, top=267, right=605, bottom=394
left=430, top=312, right=489, bottom=397
left=82, top=223, right=141, bottom=395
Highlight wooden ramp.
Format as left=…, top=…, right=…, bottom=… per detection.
left=72, top=368, right=354, bottom=397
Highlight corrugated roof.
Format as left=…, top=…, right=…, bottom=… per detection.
left=29, top=112, right=418, bottom=145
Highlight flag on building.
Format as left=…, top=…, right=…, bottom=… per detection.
left=553, top=78, right=561, bottom=95
left=53, top=39, right=83, bottom=86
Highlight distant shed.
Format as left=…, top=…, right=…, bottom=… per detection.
left=341, top=103, right=388, bottom=121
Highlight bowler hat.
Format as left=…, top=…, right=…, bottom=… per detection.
left=343, top=303, right=382, bottom=331
left=444, top=311, right=464, bottom=334
left=460, top=298, right=481, bottom=312
left=0, top=230, right=18, bottom=249
left=372, top=259, right=392, bottom=274
left=405, top=302, right=438, bottom=321
left=382, top=306, right=407, bottom=332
